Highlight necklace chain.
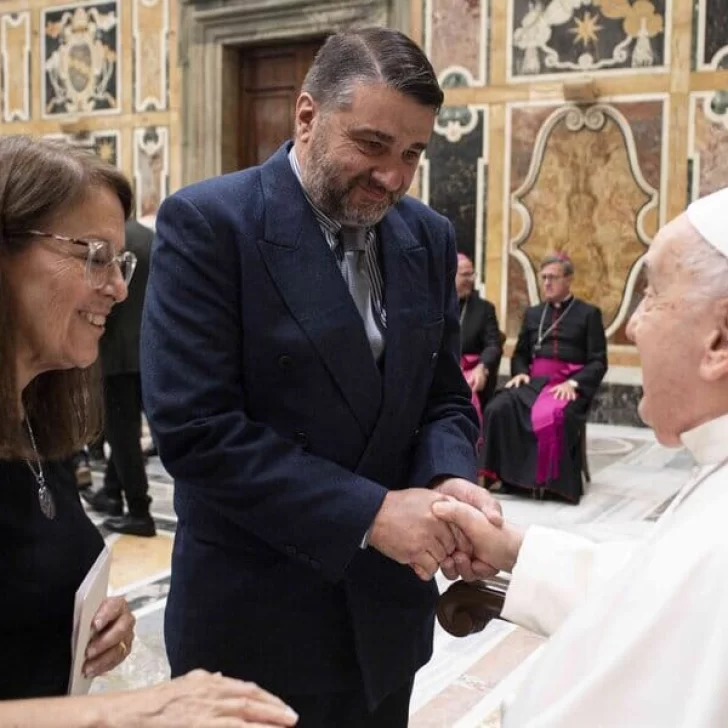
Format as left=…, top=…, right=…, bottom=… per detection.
left=23, top=418, right=55, bottom=519
left=537, top=297, right=576, bottom=349
left=24, top=419, right=45, bottom=486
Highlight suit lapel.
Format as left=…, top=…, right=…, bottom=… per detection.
left=256, top=146, right=382, bottom=436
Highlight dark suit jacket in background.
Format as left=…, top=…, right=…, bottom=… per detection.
left=140, top=143, right=479, bottom=708
left=460, top=292, right=503, bottom=406
left=101, top=219, right=152, bottom=377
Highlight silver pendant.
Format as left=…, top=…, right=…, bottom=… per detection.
left=38, top=484, right=56, bottom=520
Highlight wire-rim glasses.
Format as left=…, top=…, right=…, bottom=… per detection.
left=24, top=229, right=137, bottom=290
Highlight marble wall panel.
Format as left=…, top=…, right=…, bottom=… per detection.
left=134, top=126, right=169, bottom=226
left=426, top=106, right=487, bottom=265
left=689, top=93, right=728, bottom=201
left=509, top=0, right=668, bottom=80
left=425, top=0, right=488, bottom=86
left=42, top=1, right=120, bottom=117
left=506, top=100, right=664, bottom=340
left=697, top=0, right=728, bottom=69
left=1, top=12, right=31, bottom=122
left=44, top=129, right=120, bottom=166
left=133, top=0, right=169, bottom=111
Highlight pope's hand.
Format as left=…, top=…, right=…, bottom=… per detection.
left=432, top=500, right=524, bottom=575
left=433, top=479, right=503, bottom=581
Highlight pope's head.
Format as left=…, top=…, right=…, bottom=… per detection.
left=627, top=188, right=728, bottom=446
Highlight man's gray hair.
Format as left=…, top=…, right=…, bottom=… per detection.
left=301, top=27, right=444, bottom=112
left=540, top=254, right=575, bottom=277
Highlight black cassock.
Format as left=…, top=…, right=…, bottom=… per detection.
left=459, top=292, right=503, bottom=409
left=481, top=297, right=607, bottom=502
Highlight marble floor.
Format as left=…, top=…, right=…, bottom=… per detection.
left=86, top=424, right=697, bottom=723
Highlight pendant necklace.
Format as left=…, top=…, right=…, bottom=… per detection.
left=24, top=419, right=56, bottom=520
left=459, top=298, right=468, bottom=326
left=535, top=297, right=576, bottom=351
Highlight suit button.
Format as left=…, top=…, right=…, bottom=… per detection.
left=413, top=428, right=421, bottom=438
left=278, top=355, right=293, bottom=371
left=431, top=352, right=438, bottom=366
left=293, top=431, right=310, bottom=450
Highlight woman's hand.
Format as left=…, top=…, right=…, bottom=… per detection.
left=84, top=596, right=135, bottom=678
left=105, top=670, right=299, bottom=727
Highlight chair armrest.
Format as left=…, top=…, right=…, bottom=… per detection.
left=437, top=576, right=510, bottom=637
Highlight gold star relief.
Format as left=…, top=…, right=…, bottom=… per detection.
left=569, top=12, right=603, bottom=47
left=96, top=141, right=115, bottom=163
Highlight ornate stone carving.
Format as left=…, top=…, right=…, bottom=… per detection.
left=509, top=103, right=661, bottom=335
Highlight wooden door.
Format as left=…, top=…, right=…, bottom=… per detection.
left=238, top=40, right=322, bottom=169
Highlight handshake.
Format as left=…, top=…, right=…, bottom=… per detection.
left=367, top=478, right=523, bottom=582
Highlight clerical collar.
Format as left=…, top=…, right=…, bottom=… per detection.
left=549, top=295, right=574, bottom=310
left=680, top=412, right=728, bottom=465
left=288, top=147, right=342, bottom=236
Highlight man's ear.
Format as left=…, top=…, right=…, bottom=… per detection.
left=294, top=93, right=317, bottom=143
left=700, top=299, right=728, bottom=382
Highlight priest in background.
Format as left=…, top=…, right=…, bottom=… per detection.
left=481, top=254, right=607, bottom=502
left=456, top=253, right=503, bottom=422
left=434, top=186, right=728, bottom=727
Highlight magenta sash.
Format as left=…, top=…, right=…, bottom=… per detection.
left=460, top=353, right=483, bottom=428
left=530, top=358, right=583, bottom=484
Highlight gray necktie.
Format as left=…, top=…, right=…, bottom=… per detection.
left=339, top=226, right=384, bottom=361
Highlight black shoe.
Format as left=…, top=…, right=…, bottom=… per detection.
left=81, top=488, right=123, bottom=516
left=104, top=514, right=156, bottom=538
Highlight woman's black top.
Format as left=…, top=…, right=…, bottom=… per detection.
left=0, top=459, right=104, bottom=698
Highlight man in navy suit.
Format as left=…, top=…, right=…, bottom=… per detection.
left=141, top=27, right=500, bottom=728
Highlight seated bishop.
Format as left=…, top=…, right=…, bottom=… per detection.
left=481, top=253, right=607, bottom=503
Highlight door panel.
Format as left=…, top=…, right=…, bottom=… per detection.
left=239, top=40, right=322, bottom=169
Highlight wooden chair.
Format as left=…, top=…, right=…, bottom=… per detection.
left=437, top=576, right=510, bottom=637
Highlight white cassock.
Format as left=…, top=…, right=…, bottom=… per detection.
left=501, top=413, right=728, bottom=727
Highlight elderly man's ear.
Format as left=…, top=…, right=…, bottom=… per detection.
left=701, top=299, right=728, bottom=382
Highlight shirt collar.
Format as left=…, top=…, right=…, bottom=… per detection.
left=288, top=147, right=341, bottom=238
left=680, top=413, right=728, bottom=465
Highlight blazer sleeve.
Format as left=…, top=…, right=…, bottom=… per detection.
left=571, top=306, right=608, bottom=400
left=479, top=301, right=503, bottom=370
left=141, top=194, right=387, bottom=584
left=407, top=222, right=480, bottom=487
left=511, top=314, right=532, bottom=377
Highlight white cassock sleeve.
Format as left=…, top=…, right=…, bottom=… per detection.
left=501, top=525, right=636, bottom=637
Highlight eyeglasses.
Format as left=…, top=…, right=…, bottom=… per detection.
left=24, top=230, right=137, bottom=290
left=540, top=274, right=564, bottom=283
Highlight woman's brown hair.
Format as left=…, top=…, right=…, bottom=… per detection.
left=0, top=135, right=133, bottom=460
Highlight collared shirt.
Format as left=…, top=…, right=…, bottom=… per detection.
left=288, top=148, right=387, bottom=358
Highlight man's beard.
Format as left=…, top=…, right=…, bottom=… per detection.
left=301, top=131, right=405, bottom=227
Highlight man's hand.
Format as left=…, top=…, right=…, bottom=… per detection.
left=469, top=363, right=487, bottom=393
left=433, top=478, right=503, bottom=582
left=550, top=381, right=578, bottom=401
left=368, top=489, right=457, bottom=581
left=505, top=373, right=530, bottom=389
left=432, top=500, right=524, bottom=575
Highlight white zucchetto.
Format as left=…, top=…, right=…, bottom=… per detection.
left=686, top=187, right=728, bottom=258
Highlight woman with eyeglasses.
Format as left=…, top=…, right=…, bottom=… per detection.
left=0, top=136, right=298, bottom=727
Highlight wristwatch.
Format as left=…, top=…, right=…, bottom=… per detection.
left=567, top=379, right=579, bottom=390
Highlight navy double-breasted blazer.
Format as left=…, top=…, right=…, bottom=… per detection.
left=140, top=143, right=478, bottom=708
